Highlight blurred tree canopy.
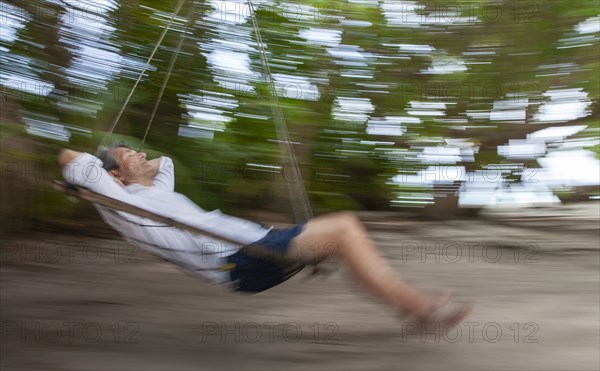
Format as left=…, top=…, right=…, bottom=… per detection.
left=0, top=0, right=598, bottom=234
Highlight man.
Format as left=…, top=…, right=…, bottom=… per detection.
left=58, top=142, right=472, bottom=325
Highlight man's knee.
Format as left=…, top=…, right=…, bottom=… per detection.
left=332, top=210, right=363, bottom=231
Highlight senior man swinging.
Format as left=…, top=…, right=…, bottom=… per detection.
left=58, top=142, right=472, bottom=326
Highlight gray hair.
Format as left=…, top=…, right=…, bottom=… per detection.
left=95, top=141, right=131, bottom=171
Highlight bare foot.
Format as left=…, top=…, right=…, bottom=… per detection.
left=407, top=291, right=473, bottom=326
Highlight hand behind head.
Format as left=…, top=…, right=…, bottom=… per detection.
left=108, top=171, right=126, bottom=186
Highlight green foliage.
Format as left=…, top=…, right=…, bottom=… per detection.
left=1, top=0, right=598, bottom=232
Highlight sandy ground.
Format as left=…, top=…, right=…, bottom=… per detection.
left=1, top=202, right=599, bottom=370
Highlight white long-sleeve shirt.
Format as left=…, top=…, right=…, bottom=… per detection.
left=62, top=153, right=272, bottom=285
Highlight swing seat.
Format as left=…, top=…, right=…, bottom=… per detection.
left=51, top=180, right=337, bottom=278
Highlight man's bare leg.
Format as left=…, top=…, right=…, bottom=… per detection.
left=288, top=211, right=471, bottom=323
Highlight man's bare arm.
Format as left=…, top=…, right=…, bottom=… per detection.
left=58, top=149, right=81, bottom=168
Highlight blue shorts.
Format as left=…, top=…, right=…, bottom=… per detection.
left=226, top=224, right=305, bottom=293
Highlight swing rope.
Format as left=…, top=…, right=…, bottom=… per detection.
left=245, top=2, right=335, bottom=275
left=245, top=0, right=314, bottom=224
left=101, top=0, right=187, bottom=147
left=139, top=2, right=196, bottom=152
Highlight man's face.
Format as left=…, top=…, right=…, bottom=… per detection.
left=111, top=147, right=152, bottom=184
